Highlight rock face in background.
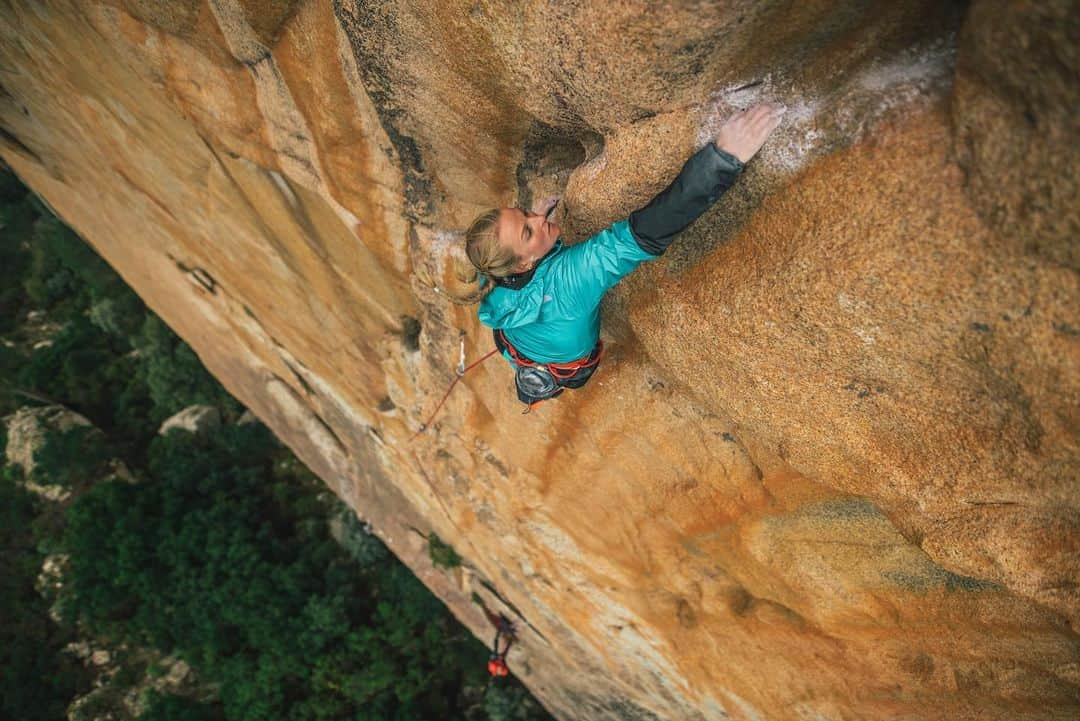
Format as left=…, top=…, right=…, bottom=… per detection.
left=157, top=404, right=222, bottom=435
left=4, top=404, right=96, bottom=479
left=1, top=1, right=1077, bottom=719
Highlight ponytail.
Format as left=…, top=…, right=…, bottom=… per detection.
left=445, top=208, right=521, bottom=305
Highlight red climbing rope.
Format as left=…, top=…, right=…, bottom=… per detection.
left=411, top=330, right=603, bottom=438
left=410, top=346, right=499, bottom=442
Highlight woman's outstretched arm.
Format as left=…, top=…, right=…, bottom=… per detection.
left=629, top=102, right=784, bottom=255
left=556, top=103, right=784, bottom=313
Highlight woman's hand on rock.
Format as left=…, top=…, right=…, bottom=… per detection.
left=714, top=102, right=785, bottom=164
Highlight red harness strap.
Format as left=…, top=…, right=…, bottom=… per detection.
left=495, top=329, right=603, bottom=378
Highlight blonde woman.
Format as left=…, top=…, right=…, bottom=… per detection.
left=462, top=103, right=784, bottom=408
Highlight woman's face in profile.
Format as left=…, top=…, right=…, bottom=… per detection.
left=495, top=206, right=561, bottom=273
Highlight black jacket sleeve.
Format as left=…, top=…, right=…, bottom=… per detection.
left=628, top=142, right=744, bottom=256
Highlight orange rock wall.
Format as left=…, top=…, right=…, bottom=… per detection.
left=1, top=2, right=1077, bottom=720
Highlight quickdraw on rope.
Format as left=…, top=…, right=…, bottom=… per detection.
left=410, top=331, right=498, bottom=442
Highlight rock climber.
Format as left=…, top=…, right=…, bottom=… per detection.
left=458, top=103, right=784, bottom=408
left=484, top=608, right=516, bottom=677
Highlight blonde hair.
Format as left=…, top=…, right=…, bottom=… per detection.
left=447, top=208, right=521, bottom=305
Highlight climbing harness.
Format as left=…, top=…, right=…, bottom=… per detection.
left=495, top=329, right=603, bottom=413
left=410, top=329, right=603, bottom=440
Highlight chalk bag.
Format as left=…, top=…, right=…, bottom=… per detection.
left=514, top=364, right=564, bottom=407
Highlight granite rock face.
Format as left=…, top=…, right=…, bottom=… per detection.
left=1, top=2, right=1077, bottom=720
left=951, top=0, right=1079, bottom=269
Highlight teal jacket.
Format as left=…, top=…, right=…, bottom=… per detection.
left=479, top=142, right=744, bottom=364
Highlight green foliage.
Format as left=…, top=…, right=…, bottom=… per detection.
left=24, top=214, right=87, bottom=315
left=428, top=532, right=463, bottom=569
left=9, top=227, right=235, bottom=454
left=0, top=463, right=90, bottom=720
left=3, top=172, right=233, bottom=448
left=484, top=684, right=548, bottom=721
left=335, top=508, right=391, bottom=570
left=0, top=183, right=35, bottom=334
left=22, top=211, right=145, bottom=329
left=133, top=314, right=240, bottom=424
left=15, top=315, right=153, bottom=446
left=69, top=689, right=124, bottom=721
left=89, top=295, right=144, bottom=339
left=0, top=179, right=153, bottom=437
left=61, top=426, right=491, bottom=721
left=137, top=692, right=224, bottom=721
left=32, top=425, right=112, bottom=488
left=0, top=343, right=25, bottom=417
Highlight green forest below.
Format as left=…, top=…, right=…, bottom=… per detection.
left=0, top=167, right=551, bottom=721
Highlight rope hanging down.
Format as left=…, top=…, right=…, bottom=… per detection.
left=410, top=332, right=498, bottom=442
